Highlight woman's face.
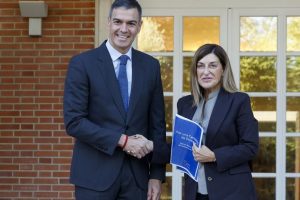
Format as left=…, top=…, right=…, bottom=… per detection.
left=196, top=53, right=224, bottom=95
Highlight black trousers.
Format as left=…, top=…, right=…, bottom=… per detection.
left=196, top=193, right=209, bottom=200
left=75, top=158, right=147, bottom=200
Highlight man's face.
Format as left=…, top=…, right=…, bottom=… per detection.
left=108, top=7, right=142, bottom=54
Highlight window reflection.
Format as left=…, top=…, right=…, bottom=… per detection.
left=183, top=56, right=192, bottom=92
left=287, top=17, right=300, bottom=52
left=183, top=17, right=219, bottom=52
left=286, top=56, right=300, bottom=92
left=164, top=96, right=173, bottom=132
left=240, top=56, right=276, bottom=92
left=254, top=178, right=275, bottom=200
left=161, top=176, right=172, bottom=200
left=251, top=97, right=276, bottom=132
left=286, top=97, right=300, bottom=133
left=166, top=136, right=172, bottom=173
left=252, top=137, right=276, bottom=172
left=240, top=17, right=277, bottom=52
left=137, top=17, right=174, bottom=52
left=287, top=178, right=300, bottom=200
left=286, top=137, right=300, bottom=173
left=155, top=56, right=173, bottom=92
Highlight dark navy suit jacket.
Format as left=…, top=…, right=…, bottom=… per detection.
left=177, top=88, right=259, bottom=200
left=63, top=41, right=166, bottom=191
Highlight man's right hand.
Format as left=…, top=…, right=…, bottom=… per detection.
left=123, top=134, right=153, bottom=159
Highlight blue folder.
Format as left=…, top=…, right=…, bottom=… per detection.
left=170, top=114, right=203, bottom=181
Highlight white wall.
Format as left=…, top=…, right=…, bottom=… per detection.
left=139, top=0, right=300, bottom=8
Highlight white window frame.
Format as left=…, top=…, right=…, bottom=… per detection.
left=142, top=8, right=228, bottom=200
left=232, top=8, right=300, bottom=200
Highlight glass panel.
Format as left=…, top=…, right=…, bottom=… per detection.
left=164, top=96, right=173, bottom=132
left=287, top=17, right=300, bottom=52
left=252, top=137, right=276, bottom=172
left=137, top=17, right=174, bottom=52
left=254, top=178, right=275, bottom=200
left=183, top=17, right=220, bottom=52
left=286, top=97, right=300, bottom=132
left=183, top=56, right=192, bottom=92
left=251, top=97, right=276, bottom=132
left=161, top=176, right=172, bottom=200
left=182, top=176, right=185, bottom=200
left=286, top=137, right=300, bottom=173
left=166, top=136, right=172, bottom=172
left=240, top=17, right=277, bottom=52
left=287, top=178, right=300, bottom=200
left=287, top=56, right=300, bottom=92
left=240, top=56, right=276, bottom=92
left=155, top=56, right=173, bottom=92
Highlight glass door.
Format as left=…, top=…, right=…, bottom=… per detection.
left=134, top=7, right=300, bottom=200
left=136, top=9, right=227, bottom=200
left=232, top=8, right=300, bottom=200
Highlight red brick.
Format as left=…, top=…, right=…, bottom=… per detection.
left=0, top=138, right=19, bottom=143
left=0, top=151, right=19, bottom=157
left=34, top=191, right=58, bottom=198
left=13, top=171, right=37, bottom=177
left=13, top=158, right=38, bottom=164
left=20, top=178, right=34, bottom=184
left=0, top=192, right=18, bottom=197
left=14, top=144, right=38, bottom=150
left=0, top=185, right=12, bottom=190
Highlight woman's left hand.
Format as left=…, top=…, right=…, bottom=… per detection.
left=192, top=144, right=216, bottom=163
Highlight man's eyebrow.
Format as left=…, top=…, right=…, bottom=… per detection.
left=112, top=18, right=138, bottom=23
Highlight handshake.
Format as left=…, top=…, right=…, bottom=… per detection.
left=119, top=134, right=153, bottom=159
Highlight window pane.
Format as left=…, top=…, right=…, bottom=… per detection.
left=287, top=178, right=300, bottom=200
left=166, top=136, right=172, bottom=173
left=183, top=56, right=192, bottom=92
left=165, top=96, right=173, bottom=132
left=155, top=56, right=173, bottom=92
left=254, top=178, right=275, bottom=200
left=252, top=137, right=276, bottom=172
left=240, top=56, right=276, bottom=92
left=286, top=97, right=300, bottom=133
left=286, top=137, right=300, bottom=173
left=287, top=56, right=300, bottom=92
left=287, top=17, right=300, bottom=52
left=137, top=17, right=174, bottom=52
left=240, top=17, right=277, bottom=52
left=161, top=176, right=172, bottom=200
left=251, top=97, right=276, bottom=132
left=183, top=17, right=219, bottom=52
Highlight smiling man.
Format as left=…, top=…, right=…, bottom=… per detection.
left=63, top=0, right=167, bottom=199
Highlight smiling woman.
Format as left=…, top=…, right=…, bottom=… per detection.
left=176, top=44, right=258, bottom=200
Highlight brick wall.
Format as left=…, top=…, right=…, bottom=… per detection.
left=0, top=0, right=95, bottom=199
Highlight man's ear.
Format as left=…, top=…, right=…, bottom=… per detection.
left=137, top=20, right=143, bottom=33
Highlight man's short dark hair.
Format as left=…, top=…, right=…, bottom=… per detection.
left=109, top=0, right=142, bottom=21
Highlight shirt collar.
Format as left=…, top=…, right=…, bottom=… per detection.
left=105, top=40, right=132, bottom=62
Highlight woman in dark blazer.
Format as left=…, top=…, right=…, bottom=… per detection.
left=178, top=44, right=259, bottom=200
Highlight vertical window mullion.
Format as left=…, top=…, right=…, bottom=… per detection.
left=276, top=12, right=287, bottom=200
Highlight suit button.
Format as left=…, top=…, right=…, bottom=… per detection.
left=207, top=177, right=213, bottom=181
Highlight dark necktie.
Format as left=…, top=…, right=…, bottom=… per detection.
left=118, top=55, right=129, bottom=112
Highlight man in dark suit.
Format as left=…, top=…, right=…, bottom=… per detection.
left=63, top=0, right=166, bottom=199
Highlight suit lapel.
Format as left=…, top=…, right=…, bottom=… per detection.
left=186, top=104, right=197, bottom=120
left=96, top=42, right=127, bottom=120
left=126, top=49, right=143, bottom=122
left=206, top=88, right=233, bottom=146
